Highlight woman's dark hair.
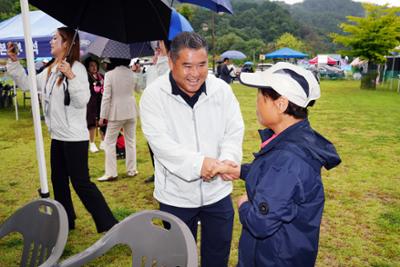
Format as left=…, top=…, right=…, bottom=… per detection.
left=109, top=58, right=131, bottom=68
left=57, top=27, right=80, bottom=66
left=84, top=57, right=99, bottom=71
left=258, top=87, right=315, bottom=119
left=48, top=27, right=80, bottom=86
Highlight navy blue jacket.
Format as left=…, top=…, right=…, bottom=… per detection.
left=238, top=119, right=341, bottom=267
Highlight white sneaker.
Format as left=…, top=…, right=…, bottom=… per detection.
left=99, top=141, right=105, bottom=151
left=89, top=142, right=99, bottom=153
left=97, top=175, right=118, bottom=182
left=127, top=170, right=139, bottom=177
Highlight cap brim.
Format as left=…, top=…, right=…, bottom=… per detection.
left=239, top=72, right=270, bottom=89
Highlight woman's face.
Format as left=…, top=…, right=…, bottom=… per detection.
left=256, top=91, right=280, bottom=128
left=88, top=61, right=98, bottom=74
left=50, top=31, right=66, bottom=58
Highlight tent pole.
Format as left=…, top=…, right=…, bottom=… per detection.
left=13, top=80, right=18, bottom=121
left=390, top=56, right=395, bottom=90
left=20, top=0, right=49, bottom=197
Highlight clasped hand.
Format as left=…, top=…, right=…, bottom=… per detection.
left=200, top=157, right=240, bottom=182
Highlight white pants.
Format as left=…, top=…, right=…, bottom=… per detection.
left=104, top=119, right=137, bottom=177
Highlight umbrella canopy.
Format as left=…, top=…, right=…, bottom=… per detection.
left=86, top=9, right=193, bottom=59
left=29, top=0, right=173, bottom=43
left=265, top=47, right=307, bottom=59
left=309, top=55, right=337, bottom=65
left=220, top=50, right=246, bottom=59
left=176, top=0, right=233, bottom=14
left=168, top=9, right=194, bottom=40
left=86, top=38, right=154, bottom=59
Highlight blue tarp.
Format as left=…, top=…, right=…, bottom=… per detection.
left=265, top=47, right=307, bottom=59
left=0, top=11, right=95, bottom=58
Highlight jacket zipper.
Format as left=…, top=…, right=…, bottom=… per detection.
left=192, top=110, right=203, bottom=206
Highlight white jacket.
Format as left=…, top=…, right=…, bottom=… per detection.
left=145, top=56, right=170, bottom=86
left=7, top=60, right=90, bottom=141
left=100, top=66, right=140, bottom=121
left=140, top=73, right=244, bottom=208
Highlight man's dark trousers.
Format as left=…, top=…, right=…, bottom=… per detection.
left=160, top=195, right=234, bottom=267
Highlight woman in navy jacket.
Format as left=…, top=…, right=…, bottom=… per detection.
left=217, top=62, right=341, bottom=266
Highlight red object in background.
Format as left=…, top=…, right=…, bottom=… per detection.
left=116, top=133, right=125, bottom=149
left=309, top=56, right=337, bottom=65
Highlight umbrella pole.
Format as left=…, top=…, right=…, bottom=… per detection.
left=20, top=0, right=49, bottom=198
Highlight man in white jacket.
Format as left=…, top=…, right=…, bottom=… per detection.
left=140, top=32, right=244, bottom=267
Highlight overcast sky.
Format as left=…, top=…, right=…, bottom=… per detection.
left=270, top=0, right=400, bottom=6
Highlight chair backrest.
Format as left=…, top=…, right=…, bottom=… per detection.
left=0, top=198, right=68, bottom=267
left=58, top=210, right=198, bottom=267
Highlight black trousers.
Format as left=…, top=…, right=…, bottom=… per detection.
left=50, top=139, right=117, bottom=233
left=160, top=195, right=234, bottom=267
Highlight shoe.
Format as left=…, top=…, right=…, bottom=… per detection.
left=144, top=175, right=154, bottom=184
left=89, top=142, right=99, bottom=153
left=99, top=141, right=105, bottom=150
left=97, top=175, right=118, bottom=182
left=127, top=170, right=139, bottom=177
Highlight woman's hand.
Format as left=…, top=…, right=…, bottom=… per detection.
left=237, top=194, right=248, bottom=208
left=7, top=42, right=18, bottom=62
left=57, top=59, right=75, bottom=79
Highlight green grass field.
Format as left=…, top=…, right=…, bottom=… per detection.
left=0, top=80, right=399, bottom=266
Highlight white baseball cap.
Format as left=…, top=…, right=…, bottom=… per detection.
left=239, top=62, right=320, bottom=108
left=129, top=58, right=140, bottom=67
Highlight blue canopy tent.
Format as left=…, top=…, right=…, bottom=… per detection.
left=265, top=47, right=308, bottom=59
left=0, top=11, right=96, bottom=58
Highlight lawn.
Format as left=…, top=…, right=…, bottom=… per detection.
left=0, top=80, right=399, bottom=266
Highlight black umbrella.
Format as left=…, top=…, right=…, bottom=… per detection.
left=29, top=0, right=173, bottom=43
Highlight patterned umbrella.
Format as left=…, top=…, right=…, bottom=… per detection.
left=86, top=9, right=193, bottom=59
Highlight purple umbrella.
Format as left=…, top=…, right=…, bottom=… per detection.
left=220, top=50, right=246, bottom=60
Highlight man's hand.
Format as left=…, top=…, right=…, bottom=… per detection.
left=237, top=194, right=248, bottom=208
left=201, top=157, right=221, bottom=181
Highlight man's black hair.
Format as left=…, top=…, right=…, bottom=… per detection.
left=169, top=32, right=208, bottom=62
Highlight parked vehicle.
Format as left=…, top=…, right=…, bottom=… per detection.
left=256, top=63, right=273, bottom=72
left=318, top=65, right=345, bottom=79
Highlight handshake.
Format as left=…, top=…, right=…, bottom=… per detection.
left=200, top=157, right=240, bottom=182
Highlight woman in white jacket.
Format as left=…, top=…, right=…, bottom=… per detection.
left=6, top=27, right=117, bottom=233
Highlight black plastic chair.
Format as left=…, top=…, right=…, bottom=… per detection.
left=0, top=199, right=69, bottom=267
left=57, top=210, right=198, bottom=267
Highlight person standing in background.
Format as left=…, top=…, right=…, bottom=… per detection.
left=220, top=58, right=234, bottom=84
left=142, top=40, right=170, bottom=184
left=84, top=57, right=105, bottom=153
left=97, top=58, right=141, bottom=181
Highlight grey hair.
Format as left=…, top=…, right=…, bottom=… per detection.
left=170, top=32, right=208, bottom=62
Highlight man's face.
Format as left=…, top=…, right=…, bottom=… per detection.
left=169, top=48, right=208, bottom=97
